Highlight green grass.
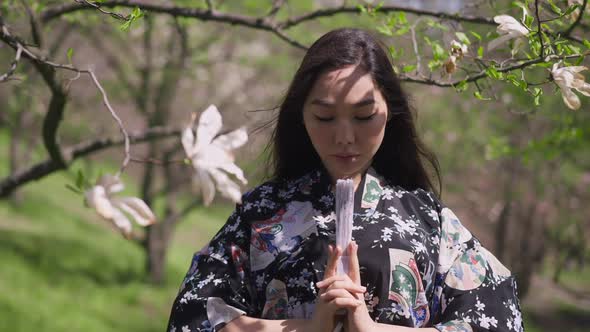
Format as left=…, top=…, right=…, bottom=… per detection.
left=0, top=159, right=230, bottom=331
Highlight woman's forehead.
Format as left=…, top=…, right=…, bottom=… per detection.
left=310, top=65, right=378, bottom=100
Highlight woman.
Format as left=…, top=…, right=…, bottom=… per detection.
left=167, top=28, right=524, bottom=332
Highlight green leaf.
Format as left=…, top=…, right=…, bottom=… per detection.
left=76, top=169, right=85, bottom=189
left=477, top=46, right=484, bottom=58
left=455, top=32, right=470, bottom=45
left=428, top=60, right=442, bottom=71
left=485, top=66, right=503, bottom=80
left=454, top=80, right=468, bottom=92
left=431, top=42, right=445, bottom=61
left=564, top=4, right=581, bottom=16
left=120, top=6, right=144, bottom=31
left=546, top=0, right=563, bottom=15
left=396, top=11, right=407, bottom=24
left=474, top=91, right=492, bottom=100
left=376, top=25, right=393, bottom=37
left=67, top=48, right=74, bottom=64
left=65, top=184, right=83, bottom=195
left=470, top=31, right=482, bottom=41
left=583, top=39, right=590, bottom=50
left=530, top=87, right=543, bottom=106
left=524, top=14, right=534, bottom=29
left=395, top=25, right=410, bottom=36
left=402, top=64, right=416, bottom=73
left=426, top=19, right=449, bottom=31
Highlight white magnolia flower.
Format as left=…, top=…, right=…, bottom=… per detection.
left=450, top=40, right=468, bottom=58
left=84, top=174, right=156, bottom=237
left=443, top=41, right=468, bottom=75
left=551, top=63, right=590, bottom=110
left=182, top=104, right=248, bottom=206
left=488, top=15, right=529, bottom=52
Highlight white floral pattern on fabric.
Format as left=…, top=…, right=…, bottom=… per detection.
left=167, top=167, right=524, bottom=332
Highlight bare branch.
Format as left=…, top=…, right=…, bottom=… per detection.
left=0, top=126, right=182, bottom=198
left=73, top=0, right=130, bottom=21
left=19, top=0, right=43, bottom=46
left=205, top=0, right=214, bottom=12
left=0, top=45, right=22, bottom=82
left=279, top=5, right=496, bottom=29
left=0, top=16, right=132, bottom=176
left=266, top=0, right=286, bottom=18
left=87, top=70, right=131, bottom=177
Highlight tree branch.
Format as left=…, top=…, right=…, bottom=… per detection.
left=278, top=5, right=495, bottom=29
left=0, top=126, right=182, bottom=198
left=563, top=0, right=587, bottom=36
left=0, top=44, right=22, bottom=82
left=534, top=0, right=545, bottom=58
left=400, top=52, right=590, bottom=87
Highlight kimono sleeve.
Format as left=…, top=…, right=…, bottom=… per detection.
left=166, top=204, right=255, bottom=332
left=431, top=207, right=524, bottom=332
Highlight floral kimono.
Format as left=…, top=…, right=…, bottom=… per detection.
left=167, top=167, right=524, bottom=332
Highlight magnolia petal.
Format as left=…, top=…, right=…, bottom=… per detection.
left=195, top=145, right=235, bottom=171
left=97, top=174, right=124, bottom=194
left=196, top=168, right=216, bottom=206
left=487, top=34, right=515, bottom=51
left=209, top=168, right=242, bottom=204
left=494, top=14, right=516, bottom=25
left=85, top=186, right=116, bottom=219
left=574, top=82, right=590, bottom=97
left=561, top=88, right=581, bottom=110
left=113, top=197, right=156, bottom=226
left=181, top=126, right=197, bottom=158
left=444, top=56, right=457, bottom=74
left=197, top=105, right=223, bottom=149
left=111, top=208, right=133, bottom=237
left=217, top=161, right=248, bottom=185
left=565, top=66, right=588, bottom=74
left=212, top=127, right=248, bottom=150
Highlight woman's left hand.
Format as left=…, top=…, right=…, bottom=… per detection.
left=344, top=241, right=377, bottom=332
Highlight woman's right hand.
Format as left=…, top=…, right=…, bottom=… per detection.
left=309, top=244, right=366, bottom=332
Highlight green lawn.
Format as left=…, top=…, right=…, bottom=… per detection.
left=0, top=162, right=230, bottom=331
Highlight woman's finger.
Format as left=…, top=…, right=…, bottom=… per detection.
left=329, top=297, right=364, bottom=309
left=324, top=244, right=342, bottom=280
left=320, top=288, right=356, bottom=301
left=347, top=241, right=361, bottom=286
left=317, top=277, right=366, bottom=293
left=316, top=275, right=351, bottom=288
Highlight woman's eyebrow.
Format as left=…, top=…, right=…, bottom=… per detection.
left=310, top=98, right=375, bottom=107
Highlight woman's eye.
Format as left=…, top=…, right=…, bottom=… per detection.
left=355, top=113, right=376, bottom=121
left=314, top=115, right=334, bottom=122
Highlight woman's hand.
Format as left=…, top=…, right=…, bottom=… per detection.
left=310, top=244, right=365, bottom=332
left=344, top=241, right=377, bottom=332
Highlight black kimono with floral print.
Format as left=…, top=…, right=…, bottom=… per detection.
left=167, top=168, right=524, bottom=332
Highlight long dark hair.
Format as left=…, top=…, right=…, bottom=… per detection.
left=265, top=28, right=441, bottom=196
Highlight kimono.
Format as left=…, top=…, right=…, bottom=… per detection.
left=167, top=167, right=524, bottom=332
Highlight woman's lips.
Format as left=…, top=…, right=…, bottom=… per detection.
left=333, top=154, right=360, bottom=162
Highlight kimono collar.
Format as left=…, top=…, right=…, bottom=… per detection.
left=306, top=165, right=387, bottom=212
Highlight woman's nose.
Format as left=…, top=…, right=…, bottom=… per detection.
left=334, top=120, right=355, bottom=145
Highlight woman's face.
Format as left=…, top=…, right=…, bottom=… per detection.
left=303, top=65, right=388, bottom=185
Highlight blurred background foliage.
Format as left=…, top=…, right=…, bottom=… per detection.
left=0, top=0, right=589, bottom=331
